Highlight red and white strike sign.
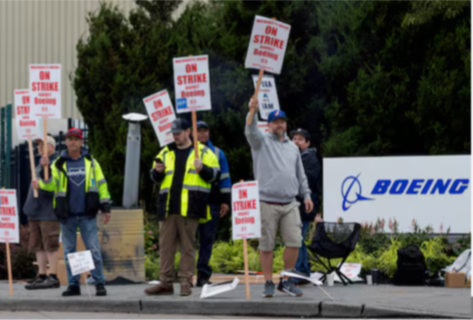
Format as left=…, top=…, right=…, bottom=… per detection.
left=143, top=89, right=176, bottom=146
left=245, top=16, right=291, bottom=75
left=0, top=189, right=19, bottom=244
left=257, top=121, right=269, bottom=134
left=232, top=181, right=261, bottom=240
left=173, top=55, right=212, bottom=113
left=14, top=90, right=41, bottom=140
left=29, top=64, right=61, bottom=119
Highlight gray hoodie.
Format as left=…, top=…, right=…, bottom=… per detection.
left=245, top=112, right=311, bottom=203
left=23, top=152, right=58, bottom=221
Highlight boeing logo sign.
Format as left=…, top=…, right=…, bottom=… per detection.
left=341, top=174, right=469, bottom=211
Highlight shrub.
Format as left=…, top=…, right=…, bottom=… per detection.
left=145, top=254, right=160, bottom=281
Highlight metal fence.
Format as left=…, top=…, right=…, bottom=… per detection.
left=0, top=104, right=89, bottom=224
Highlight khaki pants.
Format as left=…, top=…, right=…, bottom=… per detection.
left=159, top=214, right=199, bottom=285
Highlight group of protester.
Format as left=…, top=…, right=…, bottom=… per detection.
left=23, top=96, right=321, bottom=298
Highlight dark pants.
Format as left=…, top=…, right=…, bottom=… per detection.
left=197, top=203, right=220, bottom=280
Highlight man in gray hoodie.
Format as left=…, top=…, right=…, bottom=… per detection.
left=245, top=99, right=314, bottom=298
left=23, top=135, right=60, bottom=290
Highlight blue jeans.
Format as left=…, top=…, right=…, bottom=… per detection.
left=295, top=221, right=311, bottom=277
left=62, top=215, right=105, bottom=286
left=196, top=204, right=220, bottom=280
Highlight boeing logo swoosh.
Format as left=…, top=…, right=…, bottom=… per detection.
left=341, top=174, right=374, bottom=211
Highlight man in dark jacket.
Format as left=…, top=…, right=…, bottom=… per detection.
left=291, top=128, right=321, bottom=280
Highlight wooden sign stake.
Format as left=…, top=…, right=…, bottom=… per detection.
left=42, top=118, right=49, bottom=180
left=243, top=237, right=251, bottom=300
left=188, top=55, right=199, bottom=160
left=6, top=241, right=13, bottom=296
left=27, top=139, right=38, bottom=198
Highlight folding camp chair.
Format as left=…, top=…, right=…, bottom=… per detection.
left=308, top=222, right=361, bottom=286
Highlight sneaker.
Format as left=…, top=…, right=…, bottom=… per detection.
left=62, top=285, right=81, bottom=297
left=278, top=278, right=303, bottom=297
left=262, top=280, right=275, bottom=298
left=144, top=282, right=174, bottom=295
left=96, top=283, right=107, bottom=296
left=26, top=275, right=47, bottom=285
left=25, top=275, right=60, bottom=290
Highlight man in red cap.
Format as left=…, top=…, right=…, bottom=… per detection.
left=33, top=128, right=112, bottom=297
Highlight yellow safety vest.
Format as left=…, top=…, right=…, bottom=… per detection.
left=152, top=142, right=220, bottom=222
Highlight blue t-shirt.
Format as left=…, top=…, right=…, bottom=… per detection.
left=66, top=155, right=86, bottom=215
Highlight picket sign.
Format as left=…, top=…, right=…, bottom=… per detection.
left=14, top=90, right=41, bottom=198
left=29, top=64, right=62, bottom=180
left=245, top=16, right=291, bottom=125
left=257, top=121, right=270, bottom=135
left=0, top=188, right=19, bottom=296
left=252, top=75, right=280, bottom=120
left=67, top=250, right=95, bottom=298
left=142, top=89, right=176, bottom=147
left=232, top=180, right=261, bottom=300
left=173, top=55, right=212, bottom=159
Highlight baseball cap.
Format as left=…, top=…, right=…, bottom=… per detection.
left=170, top=118, right=190, bottom=134
left=65, top=128, right=83, bottom=139
left=267, top=110, right=287, bottom=123
left=196, top=120, right=209, bottom=129
left=35, top=135, right=56, bottom=148
left=290, top=128, right=311, bottom=141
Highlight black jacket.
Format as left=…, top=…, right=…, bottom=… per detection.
left=297, top=147, right=321, bottom=221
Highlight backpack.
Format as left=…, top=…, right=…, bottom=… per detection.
left=393, top=244, right=427, bottom=286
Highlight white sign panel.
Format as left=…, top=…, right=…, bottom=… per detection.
left=232, top=181, right=261, bottom=240
left=252, top=75, right=280, bottom=119
left=257, top=121, right=269, bottom=134
left=324, top=156, right=471, bottom=233
left=173, top=55, right=211, bottom=113
left=143, top=89, right=176, bottom=146
left=245, top=16, right=291, bottom=74
left=14, top=89, right=41, bottom=140
left=29, top=64, right=61, bottom=119
left=0, top=189, right=19, bottom=244
left=67, top=250, right=95, bottom=276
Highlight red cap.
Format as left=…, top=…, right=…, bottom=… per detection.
left=66, top=128, right=83, bottom=139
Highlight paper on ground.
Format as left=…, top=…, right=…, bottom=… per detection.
left=200, top=277, right=239, bottom=299
left=280, top=270, right=323, bottom=286
left=334, top=263, right=363, bottom=283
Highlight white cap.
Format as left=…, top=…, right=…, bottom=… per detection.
left=36, top=136, right=56, bottom=148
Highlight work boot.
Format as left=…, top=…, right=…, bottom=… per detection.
left=196, top=277, right=212, bottom=287
left=96, top=283, right=107, bottom=296
left=180, top=282, right=192, bottom=296
left=25, top=275, right=60, bottom=290
left=62, top=285, right=81, bottom=297
left=144, top=282, right=174, bottom=295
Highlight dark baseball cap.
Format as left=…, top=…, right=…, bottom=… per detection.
left=290, top=128, right=311, bottom=141
left=170, top=118, right=190, bottom=134
left=196, top=120, right=209, bottom=129
left=267, top=110, right=287, bottom=123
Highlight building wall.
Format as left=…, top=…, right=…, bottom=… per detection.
left=0, top=0, right=195, bottom=119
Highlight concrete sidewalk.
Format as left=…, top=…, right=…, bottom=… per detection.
left=0, top=282, right=470, bottom=318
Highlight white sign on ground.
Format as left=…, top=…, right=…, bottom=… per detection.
left=67, top=250, right=95, bottom=276
left=200, top=277, right=239, bottom=299
left=257, top=122, right=269, bottom=134
left=324, top=155, right=471, bottom=233
left=245, top=16, right=291, bottom=74
left=334, top=263, right=363, bottom=283
left=252, top=75, right=280, bottom=120
left=29, top=64, right=61, bottom=119
left=0, top=189, right=19, bottom=244
left=14, top=89, right=41, bottom=140
left=143, top=89, right=176, bottom=146
left=232, top=181, right=261, bottom=240
left=173, top=55, right=211, bottom=113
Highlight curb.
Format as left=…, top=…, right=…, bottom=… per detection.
left=0, top=297, right=469, bottom=318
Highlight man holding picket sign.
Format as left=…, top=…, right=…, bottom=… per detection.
left=33, top=128, right=112, bottom=297
left=146, top=118, right=220, bottom=296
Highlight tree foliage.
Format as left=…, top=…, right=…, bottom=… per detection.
left=73, top=0, right=470, bottom=223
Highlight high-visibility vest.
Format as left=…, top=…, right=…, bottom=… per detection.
left=153, top=142, right=220, bottom=222
left=39, top=154, right=111, bottom=220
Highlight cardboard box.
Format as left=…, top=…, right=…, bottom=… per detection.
left=445, top=271, right=466, bottom=288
